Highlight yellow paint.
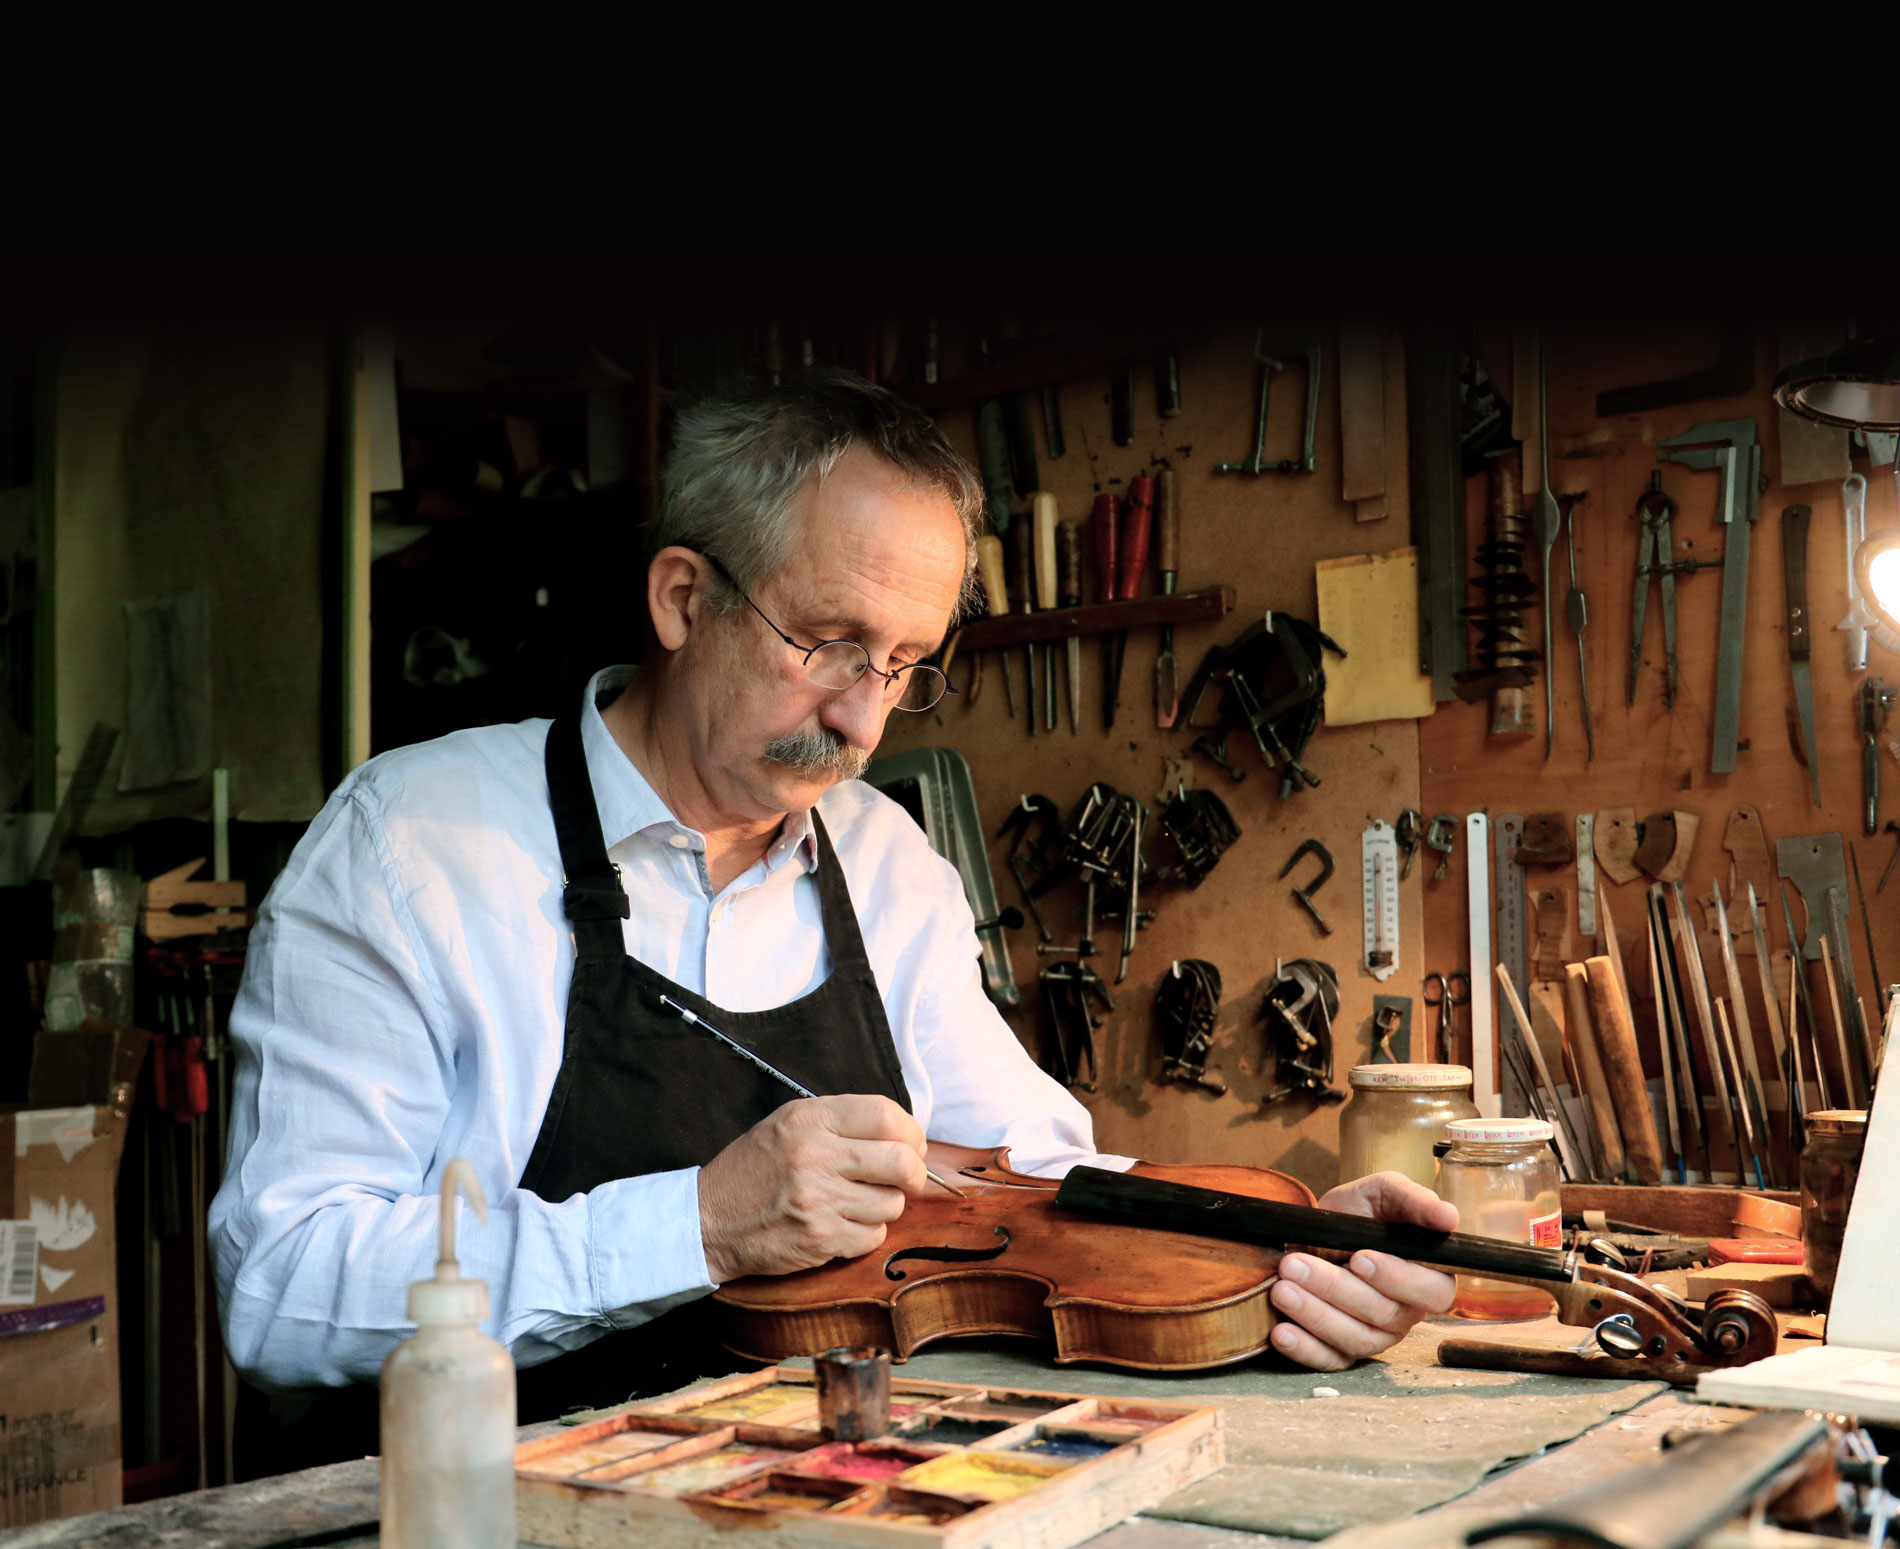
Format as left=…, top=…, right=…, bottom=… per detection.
left=630, top=1446, right=793, bottom=1497
left=897, top=1452, right=1067, bottom=1501
left=681, top=1385, right=814, bottom=1422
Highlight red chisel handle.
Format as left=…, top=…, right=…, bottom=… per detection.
left=1093, top=492, right=1119, bottom=604
left=1118, top=476, right=1154, bottom=601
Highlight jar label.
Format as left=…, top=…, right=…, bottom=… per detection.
left=1529, top=1210, right=1561, bottom=1249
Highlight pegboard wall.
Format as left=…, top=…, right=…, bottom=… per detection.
left=878, top=320, right=1900, bottom=1197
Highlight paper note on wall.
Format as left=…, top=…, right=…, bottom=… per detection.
left=1315, top=547, right=1435, bottom=725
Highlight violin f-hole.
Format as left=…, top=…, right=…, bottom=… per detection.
left=884, top=1227, right=1011, bottom=1281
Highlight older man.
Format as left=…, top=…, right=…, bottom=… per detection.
left=210, top=368, right=1455, bottom=1474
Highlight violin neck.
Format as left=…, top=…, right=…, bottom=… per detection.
left=1055, top=1167, right=1573, bottom=1285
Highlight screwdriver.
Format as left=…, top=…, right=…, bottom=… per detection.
left=1034, top=492, right=1059, bottom=732
left=1058, top=519, right=1083, bottom=733
left=1154, top=468, right=1180, bottom=729
left=1012, top=520, right=1038, bottom=736
left=975, top=535, right=1016, bottom=717
left=1093, top=492, right=1120, bottom=729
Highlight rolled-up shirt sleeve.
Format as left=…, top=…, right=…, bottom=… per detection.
left=208, top=774, right=713, bottom=1392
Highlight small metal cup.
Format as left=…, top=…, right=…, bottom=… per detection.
left=814, top=1345, right=892, bottom=1442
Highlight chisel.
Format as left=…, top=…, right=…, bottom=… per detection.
left=1058, top=519, right=1082, bottom=734
left=1011, top=520, right=1037, bottom=736
left=1033, top=492, right=1059, bottom=732
left=1110, top=476, right=1155, bottom=726
left=1154, top=468, right=1180, bottom=729
left=975, top=535, right=1015, bottom=717
left=1093, top=493, right=1119, bottom=731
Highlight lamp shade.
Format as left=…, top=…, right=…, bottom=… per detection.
left=1775, top=335, right=1900, bottom=431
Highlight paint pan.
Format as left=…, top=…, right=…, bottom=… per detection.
left=936, top=1393, right=1070, bottom=1423
left=679, top=1384, right=815, bottom=1423
left=891, top=1414, right=1014, bottom=1445
left=626, top=1444, right=800, bottom=1497
left=789, top=1441, right=934, bottom=1484
left=706, top=1471, right=864, bottom=1512
left=517, top=1428, right=689, bottom=1480
left=865, top=1486, right=979, bottom=1525
left=1005, top=1429, right=1119, bottom=1461
left=896, top=1451, right=1068, bottom=1501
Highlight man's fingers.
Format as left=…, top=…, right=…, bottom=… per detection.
left=1277, top=1253, right=1406, bottom=1331
left=1319, top=1170, right=1460, bottom=1231
left=1347, top=1249, right=1457, bottom=1316
left=1268, top=1315, right=1352, bottom=1374
left=816, top=1093, right=926, bottom=1149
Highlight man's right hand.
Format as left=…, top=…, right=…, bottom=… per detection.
left=697, top=1095, right=931, bottom=1284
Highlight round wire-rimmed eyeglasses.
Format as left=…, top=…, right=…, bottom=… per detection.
left=701, top=554, right=956, bottom=713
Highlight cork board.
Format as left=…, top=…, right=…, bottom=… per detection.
left=878, top=324, right=1425, bottom=1197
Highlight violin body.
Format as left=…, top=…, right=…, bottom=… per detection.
left=713, top=1148, right=1314, bottom=1373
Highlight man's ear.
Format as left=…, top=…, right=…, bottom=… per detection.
left=647, top=547, right=711, bottom=652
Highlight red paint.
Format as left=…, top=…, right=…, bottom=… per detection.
left=789, top=1442, right=927, bottom=1483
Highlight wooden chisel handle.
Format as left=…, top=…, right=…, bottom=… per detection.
left=1012, top=521, right=1036, bottom=616
left=1584, top=955, right=1663, bottom=1183
left=1033, top=492, right=1059, bottom=611
left=976, top=535, right=1008, bottom=621
left=1156, top=468, right=1179, bottom=580
left=1118, top=476, right=1154, bottom=601
left=1564, top=962, right=1627, bottom=1182
left=1057, top=521, right=1082, bottom=609
left=1092, top=493, right=1119, bottom=604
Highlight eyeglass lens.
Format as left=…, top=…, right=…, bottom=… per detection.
left=803, top=641, right=945, bottom=712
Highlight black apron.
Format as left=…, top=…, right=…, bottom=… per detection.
left=236, top=710, right=910, bottom=1476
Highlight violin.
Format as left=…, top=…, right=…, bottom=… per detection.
left=713, top=1145, right=1314, bottom=1373
left=714, top=1148, right=1782, bottom=1375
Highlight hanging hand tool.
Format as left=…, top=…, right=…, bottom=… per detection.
left=1092, top=492, right=1119, bottom=730
left=1396, top=809, right=1422, bottom=880
left=1777, top=880, right=1837, bottom=1111
left=1824, top=885, right=1876, bottom=1100
left=1153, top=468, right=1180, bottom=729
left=1637, top=913, right=1683, bottom=1181
left=1532, top=336, right=1563, bottom=760
left=1260, top=958, right=1343, bottom=1103
left=1839, top=471, right=1875, bottom=671
left=1425, top=814, right=1458, bottom=882
left=1467, top=813, right=1497, bottom=1116
left=1154, top=348, right=1182, bottom=419
left=1104, top=476, right=1155, bottom=730
left=1492, top=814, right=1531, bottom=1107
left=1860, top=676, right=1897, bottom=834
left=1033, top=492, right=1059, bottom=732
left=1667, top=880, right=1747, bottom=1183
left=1561, top=493, right=1594, bottom=762
left=1849, top=843, right=1885, bottom=1051
left=996, top=795, right=1064, bottom=941
left=1782, top=504, right=1824, bottom=808
left=1744, top=883, right=1800, bottom=1178
left=1423, top=970, right=1469, bottom=1065
left=1011, top=521, right=1038, bottom=736
left=1711, top=880, right=1779, bottom=1188
left=1646, top=884, right=1709, bottom=1176
left=1457, top=450, right=1540, bottom=728
left=1659, top=419, right=1762, bottom=775
left=1057, top=519, right=1083, bottom=734
left=1117, top=801, right=1145, bottom=983
left=1040, top=383, right=1065, bottom=460
left=1279, top=839, right=1334, bottom=936
left=975, top=400, right=1016, bottom=537
left=1152, top=787, right=1240, bottom=887
left=1880, top=820, right=1900, bottom=891
left=1213, top=331, right=1321, bottom=476
left=975, top=535, right=1016, bottom=718
left=1156, top=958, right=1225, bottom=1094
left=1576, top=814, right=1598, bottom=937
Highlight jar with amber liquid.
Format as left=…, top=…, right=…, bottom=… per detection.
left=1337, top=1064, right=1479, bottom=1189
left=1800, top=1109, right=1867, bottom=1310
left=1433, top=1118, right=1561, bottom=1320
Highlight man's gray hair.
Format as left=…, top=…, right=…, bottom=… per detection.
left=653, top=368, right=985, bottom=619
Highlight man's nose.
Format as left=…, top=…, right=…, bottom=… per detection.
left=818, top=672, right=890, bottom=751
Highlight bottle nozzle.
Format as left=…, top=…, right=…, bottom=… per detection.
left=437, top=1157, right=488, bottom=1282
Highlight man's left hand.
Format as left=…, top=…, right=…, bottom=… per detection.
left=1267, top=1171, right=1458, bottom=1373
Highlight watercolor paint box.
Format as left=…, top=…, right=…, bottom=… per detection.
left=514, top=1365, right=1222, bottom=1548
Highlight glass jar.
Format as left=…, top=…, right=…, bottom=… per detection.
left=1337, top=1064, right=1479, bottom=1189
left=1800, top=1109, right=1867, bottom=1311
left=1433, top=1117, right=1561, bottom=1321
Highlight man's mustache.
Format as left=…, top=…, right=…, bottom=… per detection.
left=762, top=727, right=869, bottom=782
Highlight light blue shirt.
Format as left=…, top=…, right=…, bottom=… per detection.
left=209, top=666, right=1123, bottom=1391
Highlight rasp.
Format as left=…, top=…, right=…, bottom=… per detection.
left=1782, top=504, right=1822, bottom=808
left=1153, top=469, right=1180, bottom=729
left=1660, top=420, right=1761, bottom=775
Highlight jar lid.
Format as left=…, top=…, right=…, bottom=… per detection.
left=1443, top=1117, right=1554, bottom=1144
left=1807, top=1109, right=1868, bottom=1130
left=1349, top=1063, right=1474, bottom=1089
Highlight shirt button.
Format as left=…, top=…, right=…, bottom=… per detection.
left=668, top=834, right=691, bottom=849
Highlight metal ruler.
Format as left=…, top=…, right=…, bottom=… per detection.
left=1362, top=819, right=1400, bottom=982
left=1577, top=814, right=1597, bottom=939
left=1493, top=812, right=1528, bottom=1114
left=1466, top=813, right=1499, bottom=1117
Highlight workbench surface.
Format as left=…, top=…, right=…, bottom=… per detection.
left=2, top=1315, right=1752, bottom=1549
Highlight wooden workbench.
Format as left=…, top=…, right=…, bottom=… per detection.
left=8, top=1314, right=1758, bottom=1549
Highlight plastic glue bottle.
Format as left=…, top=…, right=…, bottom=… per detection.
left=380, top=1158, right=516, bottom=1548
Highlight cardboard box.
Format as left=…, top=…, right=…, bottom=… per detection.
left=0, top=1101, right=126, bottom=1527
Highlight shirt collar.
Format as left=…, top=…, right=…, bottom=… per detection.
left=580, top=665, right=819, bottom=874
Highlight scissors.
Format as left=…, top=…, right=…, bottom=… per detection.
left=1422, top=971, right=1470, bottom=1065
